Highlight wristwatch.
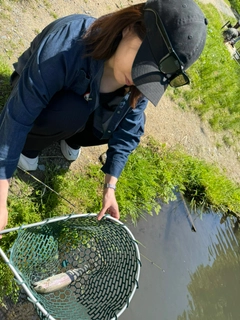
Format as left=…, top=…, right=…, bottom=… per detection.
left=104, top=183, right=116, bottom=190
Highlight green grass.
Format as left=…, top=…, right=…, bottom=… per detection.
left=235, top=41, right=240, bottom=51
left=228, top=0, right=240, bottom=13
left=0, top=57, right=12, bottom=107
left=168, top=2, right=240, bottom=136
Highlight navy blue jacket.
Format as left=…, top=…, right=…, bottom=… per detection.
left=0, top=14, right=147, bottom=179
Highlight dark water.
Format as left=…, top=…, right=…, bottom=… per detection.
left=122, top=194, right=240, bottom=320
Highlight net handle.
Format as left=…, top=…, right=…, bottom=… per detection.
left=0, top=247, right=56, bottom=320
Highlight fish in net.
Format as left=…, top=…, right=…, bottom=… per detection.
left=0, top=214, right=141, bottom=320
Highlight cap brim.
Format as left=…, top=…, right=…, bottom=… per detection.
left=132, top=35, right=168, bottom=106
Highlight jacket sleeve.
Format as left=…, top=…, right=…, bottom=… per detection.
left=101, top=97, right=148, bottom=178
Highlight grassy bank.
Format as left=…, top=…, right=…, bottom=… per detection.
left=169, top=2, right=240, bottom=146
left=228, top=0, right=240, bottom=14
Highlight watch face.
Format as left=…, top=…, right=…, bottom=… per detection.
left=104, top=183, right=116, bottom=190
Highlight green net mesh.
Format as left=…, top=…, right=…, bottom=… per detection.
left=8, top=215, right=141, bottom=320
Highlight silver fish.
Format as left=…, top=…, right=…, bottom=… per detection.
left=33, top=264, right=90, bottom=294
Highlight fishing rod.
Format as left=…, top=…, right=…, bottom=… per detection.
left=17, top=165, right=76, bottom=209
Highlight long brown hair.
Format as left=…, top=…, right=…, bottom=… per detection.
left=83, top=3, right=146, bottom=108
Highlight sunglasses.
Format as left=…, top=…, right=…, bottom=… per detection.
left=145, top=9, right=190, bottom=88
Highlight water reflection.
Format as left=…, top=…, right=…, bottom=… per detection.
left=178, top=219, right=240, bottom=320
left=122, top=194, right=240, bottom=320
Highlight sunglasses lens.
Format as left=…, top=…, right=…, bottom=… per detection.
left=169, top=73, right=189, bottom=87
left=154, top=13, right=190, bottom=87
left=160, top=54, right=181, bottom=74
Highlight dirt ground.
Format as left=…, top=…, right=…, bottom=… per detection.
left=0, top=0, right=240, bottom=318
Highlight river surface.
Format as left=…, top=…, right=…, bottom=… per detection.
left=121, top=194, right=240, bottom=320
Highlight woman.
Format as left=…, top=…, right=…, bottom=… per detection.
left=0, top=0, right=207, bottom=235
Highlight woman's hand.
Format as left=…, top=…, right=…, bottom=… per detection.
left=97, top=187, right=119, bottom=220
left=0, top=179, right=10, bottom=238
left=97, top=174, right=119, bottom=220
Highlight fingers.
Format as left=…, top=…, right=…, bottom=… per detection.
left=97, top=207, right=120, bottom=221
left=98, top=187, right=120, bottom=220
left=97, top=208, right=105, bottom=221
left=109, top=209, right=120, bottom=220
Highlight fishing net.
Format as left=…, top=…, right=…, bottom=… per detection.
left=0, top=214, right=141, bottom=320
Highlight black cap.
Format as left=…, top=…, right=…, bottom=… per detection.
left=132, top=0, right=208, bottom=106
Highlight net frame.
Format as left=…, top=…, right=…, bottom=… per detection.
left=0, top=213, right=141, bottom=320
